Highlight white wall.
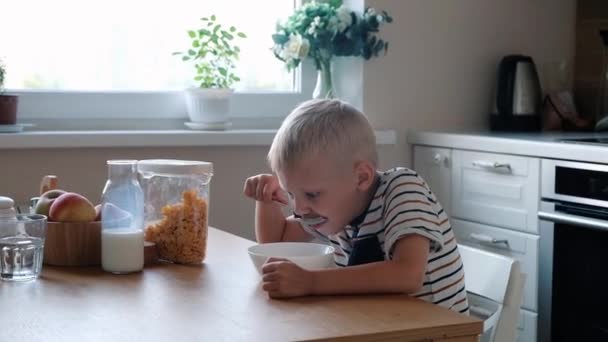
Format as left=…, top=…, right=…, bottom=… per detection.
left=364, top=0, right=576, bottom=165
left=0, top=0, right=576, bottom=239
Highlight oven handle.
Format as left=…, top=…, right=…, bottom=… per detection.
left=538, top=209, right=608, bottom=232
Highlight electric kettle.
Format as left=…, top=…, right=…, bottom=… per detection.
left=490, top=55, right=542, bottom=131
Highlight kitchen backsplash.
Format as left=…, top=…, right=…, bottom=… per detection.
left=575, top=0, right=608, bottom=120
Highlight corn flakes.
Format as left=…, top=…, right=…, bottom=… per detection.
left=144, top=190, right=208, bottom=264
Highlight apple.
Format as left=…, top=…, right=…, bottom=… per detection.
left=49, top=192, right=97, bottom=222
left=94, top=204, right=102, bottom=221
left=34, top=189, right=67, bottom=217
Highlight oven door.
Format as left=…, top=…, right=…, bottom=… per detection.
left=538, top=200, right=608, bottom=342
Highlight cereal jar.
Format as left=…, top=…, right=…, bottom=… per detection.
left=137, top=160, right=213, bottom=264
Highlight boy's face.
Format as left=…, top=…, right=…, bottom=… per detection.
left=277, top=155, right=375, bottom=236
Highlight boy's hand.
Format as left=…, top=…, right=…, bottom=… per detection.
left=243, top=174, right=288, bottom=205
left=261, top=258, right=314, bottom=298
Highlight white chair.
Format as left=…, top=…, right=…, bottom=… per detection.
left=458, top=244, right=526, bottom=342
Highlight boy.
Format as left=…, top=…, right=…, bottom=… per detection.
left=243, top=99, right=468, bottom=313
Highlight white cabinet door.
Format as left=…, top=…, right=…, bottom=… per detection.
left=452, top=219, right=538, bottom=312
left=413, top=146, right=452, bottom=214
left=452, top=150, right=540, bottom=234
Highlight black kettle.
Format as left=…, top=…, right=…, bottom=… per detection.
left=490, top=55, right=542, bottom=131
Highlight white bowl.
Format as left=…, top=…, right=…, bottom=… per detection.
left=248, top=242, right=335, bottom=274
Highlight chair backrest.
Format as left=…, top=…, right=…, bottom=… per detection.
left=458, top=244, right=526, bottom=342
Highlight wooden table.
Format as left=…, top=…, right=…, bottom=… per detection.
left=1, top=227, right=482, bottom=341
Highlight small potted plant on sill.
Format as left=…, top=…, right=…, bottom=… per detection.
left=174, top=15, right=247, bottom=130
left=0, top=59, right=19, bottom=126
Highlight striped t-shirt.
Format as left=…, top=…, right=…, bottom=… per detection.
left=298, top=167, right=469, bottom=314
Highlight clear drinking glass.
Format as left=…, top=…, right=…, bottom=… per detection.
left=0, top=214, right=47, bottom=281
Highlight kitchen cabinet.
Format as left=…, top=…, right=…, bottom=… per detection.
left=413, top=145, right=539, bottom=342
left=413, top=146, right=452, bottom=214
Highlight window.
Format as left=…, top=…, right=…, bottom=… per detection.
left=1, top=0, right=315, bottom=121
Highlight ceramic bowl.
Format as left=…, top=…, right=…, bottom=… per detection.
left=248, top=242, right=335, bottom=274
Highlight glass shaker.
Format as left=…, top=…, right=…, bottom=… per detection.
left=101, top=160, right=144, bottom=274
left=137, top=160, right=213, bottom=264
left=0, top=196, right=47, bottom=281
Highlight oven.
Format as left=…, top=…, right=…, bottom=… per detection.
left=538, top=159, right=608, bottom=342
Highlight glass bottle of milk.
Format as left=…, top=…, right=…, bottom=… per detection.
left=101, top=160, right=144, bottom=274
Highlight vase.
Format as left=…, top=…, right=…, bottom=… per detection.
left=312, top=59, right=336, bottom=99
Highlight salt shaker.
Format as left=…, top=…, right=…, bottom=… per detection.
left=101, top=160, right=144, bottom=274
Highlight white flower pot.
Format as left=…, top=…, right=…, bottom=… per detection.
left=184, top=88, right=233, bottom=130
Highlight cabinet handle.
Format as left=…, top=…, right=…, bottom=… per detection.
left=433, top=153, right=450, bottom=167
left=472, top=160, right=512, bottom=172
left=469, top=304, right=493, bottom=318
left=433, top=153, right=442, bottom=165
left=469, top=233, right=510, bottom=247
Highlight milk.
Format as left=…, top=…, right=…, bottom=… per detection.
left=101, top=228, right=144, bottom=274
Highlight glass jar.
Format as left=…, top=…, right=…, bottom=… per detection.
left=101, top=160, right=145, bottom=274
left=137, top=160, right=213, bottom=264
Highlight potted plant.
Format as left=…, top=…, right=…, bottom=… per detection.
left=0, top=59, right=18, bottom=125
left=174, top=15, right=246, bottom=130
left=272, top=0, right=392, bottom=99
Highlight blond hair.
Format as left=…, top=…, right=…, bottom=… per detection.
left=268, top=99, right=378, bottom=172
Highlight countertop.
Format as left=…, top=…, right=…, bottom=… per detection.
left=408, top=130, right=608, bottom=164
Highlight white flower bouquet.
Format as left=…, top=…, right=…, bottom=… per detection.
left=272, top=0, right=393, bottom=72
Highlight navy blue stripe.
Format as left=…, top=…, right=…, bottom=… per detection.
left=422, top=264, right=463, bottom=286
left=386, top=226, right=439, bottom=240
left=434, top=285, right=466, bottom=305
left=438, top=208, right=444, bottom=215
left=458, top=306, right=470, bottom=313
left=381, top=172, right=420, bottom=198
left=335, top=261, right=346, bottom=267
left=364, top=204, right=382, bottom=216
left=429, top=244, right=457, bottom=263
left=329, top=238, right=340, bottom=245
left=441, top=226, right=452, bottom=236
left=387, top=190, right=437, bottom=207
left=384, top=208, right=440, bottom=229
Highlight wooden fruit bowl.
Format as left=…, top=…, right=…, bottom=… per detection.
left=44, top=221, right=101, bottom=266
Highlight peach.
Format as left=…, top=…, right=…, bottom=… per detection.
left=35, top=189, right=67, bottom=217
left=49, top=192, right=97, bottom=222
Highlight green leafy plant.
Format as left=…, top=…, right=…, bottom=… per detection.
left=272, top=0, right=393, bottom=71
left=174, top=15, right=247, bottom=89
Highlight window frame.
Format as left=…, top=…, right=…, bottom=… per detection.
left=11, top=0, right=317, bottom=123
left=14, top=61, right=316, bottom=121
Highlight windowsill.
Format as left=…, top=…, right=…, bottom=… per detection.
left=0, top=129, right=397, bottom=149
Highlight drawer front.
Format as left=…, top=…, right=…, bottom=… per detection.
left=413, top=146, right=452, bottom=215
left=453, top=219, right=538, bottom=311
left=452, top=150, right=540, bottom=233
left=517, top=309, right=538, bottom=342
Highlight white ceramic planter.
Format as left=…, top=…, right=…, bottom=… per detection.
left=184, top=88, right=233, bottom=130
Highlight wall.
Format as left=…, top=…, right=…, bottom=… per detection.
left=0, top=146, right=397, bottom=240
left=574, top=0, right=608, bottom=120
left=0, top=0, right=576, bottom=239
left=364, top=0, right=576, bottom=166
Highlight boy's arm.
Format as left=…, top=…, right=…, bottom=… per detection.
left=255, top=201, right=311, bottom=243
left=310, top=235, right=430, bottom=295
left=263, top=235, right=429, bottom=297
